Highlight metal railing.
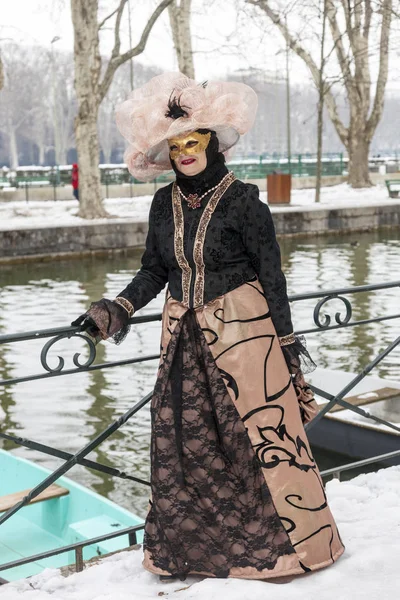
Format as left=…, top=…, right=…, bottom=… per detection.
left=0, top=524, right=144, bottom=576
left=0, top=280, right=399, bottom=578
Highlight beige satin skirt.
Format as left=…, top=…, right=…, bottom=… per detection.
left=142, top=279, right=345, bottom=579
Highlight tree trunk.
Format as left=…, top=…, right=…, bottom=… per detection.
left=8, top=118, right=19, bottom=169
left=103, top=147, right=112, bottom=164
left=315, top=95, right=323, bottom=202
left=71, top=0, right=107, bottom=219
left=347, top=133, right=372, bottom=188
left=249, top=0, right=392, bottom=191
left=0, top=56, right=4, bottom=91
left=168, top=0, right=195, bottom=78
left=74, top=110, right=107, bottom=217
left=315, top=0, right=327, bottom=204
left=38, top=142, right=46, bottom=166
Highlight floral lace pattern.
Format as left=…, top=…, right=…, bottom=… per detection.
left=117, top=179, right=294, bottom=337
left=144, top=309, right=295, bottom=578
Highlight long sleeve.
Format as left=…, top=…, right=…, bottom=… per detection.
left=117, top=194, right=169, bottom=313
left=240, top=184, right=293, bottom=338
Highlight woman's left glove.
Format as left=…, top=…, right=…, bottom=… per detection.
left=280, top=334, right=319, bottom=425
left=71, top=297, right=133, bottom=344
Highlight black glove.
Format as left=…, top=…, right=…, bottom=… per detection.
left=71, top=314, right=101, bottom=340
left=71, top=299, right=130, bottom=344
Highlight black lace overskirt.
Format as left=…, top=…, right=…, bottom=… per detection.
left=144, top=309, right=295, bottom=578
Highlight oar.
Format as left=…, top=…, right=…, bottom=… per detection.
left=307, top=384, right=400, bottom=434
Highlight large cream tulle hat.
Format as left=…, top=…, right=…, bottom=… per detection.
left=115, top=72, right=258, bottom=181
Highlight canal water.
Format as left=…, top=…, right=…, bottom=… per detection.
left=0, top=229, right=399, bottom=517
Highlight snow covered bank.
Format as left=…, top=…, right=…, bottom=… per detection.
left=0, top=183, right=392, bottom=231
left=0, top=197, right=153, bottom=231
left=1, top=466, right=399, bottom=600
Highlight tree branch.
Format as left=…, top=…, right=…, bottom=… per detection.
left=366, top=0, right=392, bottom=140
left=340, top=0, right=352, bottom=35
left=112, top=0, right=128, bottom=60
left=354, top=0, right=362, bottom=37
left=363, top=0, right=372, bottom=39
left=98, top=6, right=120, bottom=31
left=99, top=0, right=173, bottom=102
left=326, top=0, right=355, bottom=103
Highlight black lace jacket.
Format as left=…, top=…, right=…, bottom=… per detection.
left=118, top=177, right=294, bottom=338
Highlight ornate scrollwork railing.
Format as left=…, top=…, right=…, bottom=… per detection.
left=0, top=281, right=399, bottom=385
left=0, top=312, right=163, bottom=385
left=40, top=332, right=97, bottom=373
left=292, top=280, right=400, bottom=335
left=0, top=280, right=399, bottom=576
left=313, top=294, right=353, bottom=328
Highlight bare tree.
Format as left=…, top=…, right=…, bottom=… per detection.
left=98, top=95, right=123, bottom=164
left=70, top=0, right=173, bottom=219
left=248, top=0, right=393, bottom=188
left=0, top=45, right=40, bottom=168
left=54, top=54, right=77, bottom=165
left=316, top=0, right=327, bottom=202
left=24, top=58, right=53, bottom=166
left=168, top=0, right=195, bottom=77
left=0, top=56, right=4, bottom=91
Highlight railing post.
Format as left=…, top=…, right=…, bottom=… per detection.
left=53, top=168, right=57, bottom=202
left=105, top=170, right=109, bottom=199
left=75, top=546, right=84, bottom=572
left=128, top=531, right=137, bottom=546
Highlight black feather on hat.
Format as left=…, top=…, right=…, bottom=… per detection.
left=165, top=93, right=190, bottom=119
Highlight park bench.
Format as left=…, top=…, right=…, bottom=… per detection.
left=385, top=179, right=400, bottom=198
left=0, top=178, right=11, bottom=188
left=15, top=176, right=51, bottom=188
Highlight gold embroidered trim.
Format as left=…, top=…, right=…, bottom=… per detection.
left=193, top=171, right=236, bottom=308
left=279, top=333, right=296, bottom=346
left=114, top=296, right=134, bottom=316
left=172, top=182, right=192, bottom=307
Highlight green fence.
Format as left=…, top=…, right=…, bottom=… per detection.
left=4, top=154, right=347, bottom=189
left=227, top=154, right=345, bottom=180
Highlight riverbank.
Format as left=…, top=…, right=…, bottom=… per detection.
left=1, top=183, right=399, bottom=261
left=2, top=465, right=399, bottom=600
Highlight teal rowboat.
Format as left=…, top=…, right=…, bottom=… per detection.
left=0, top=450, right=144, bottom=582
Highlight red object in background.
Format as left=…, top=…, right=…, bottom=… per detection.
left=71, top=163, right=79, bottom=189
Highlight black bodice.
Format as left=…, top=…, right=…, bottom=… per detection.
left=118, top=177, right=294, bottom=338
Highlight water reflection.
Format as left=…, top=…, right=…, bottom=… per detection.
left=0, top=231, right=399, bottom=516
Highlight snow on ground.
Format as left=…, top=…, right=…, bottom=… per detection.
left=0, top=197, right=153, bottom=231
left=0, top=183, right=394, bottom=231
left=1, top=466, right=399, bottom=600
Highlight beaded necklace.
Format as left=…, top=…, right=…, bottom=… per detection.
left=177, top=171, right=233, bottom=209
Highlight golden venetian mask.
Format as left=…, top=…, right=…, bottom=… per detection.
left=168, top=131, right=211, bottom=160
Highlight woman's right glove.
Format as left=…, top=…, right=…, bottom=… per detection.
left=71, top=297, right=133, bottom=344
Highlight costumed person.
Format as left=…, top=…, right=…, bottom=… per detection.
left=71, top=163, right=79, bottom=201
left=72, top=73, right=345, bottom=582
